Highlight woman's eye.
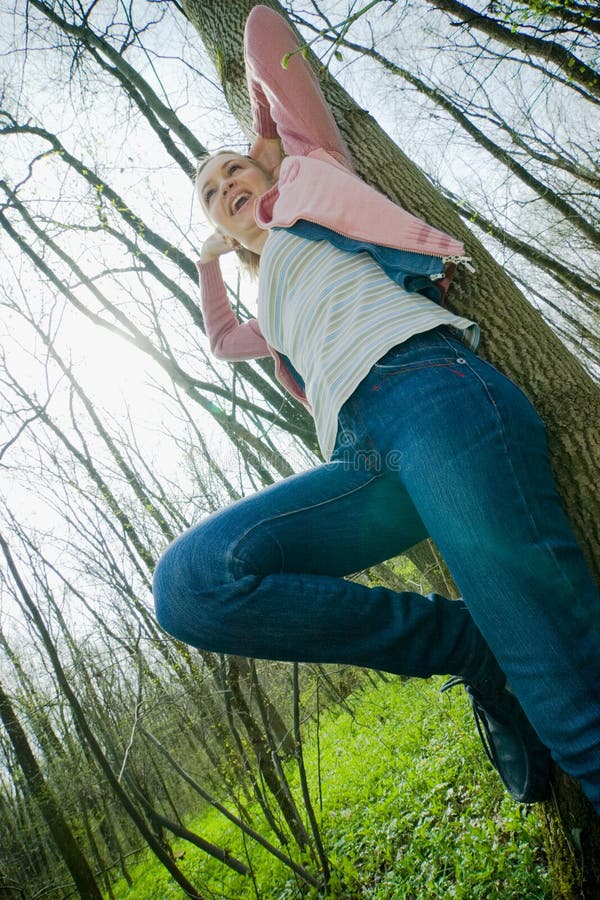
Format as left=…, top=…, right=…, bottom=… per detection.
left=228, top=164, right=240, bottom=174
left=205, top=188, right=215, bottom=203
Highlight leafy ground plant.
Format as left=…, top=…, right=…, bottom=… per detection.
left=110, top=676, right=551, bottom=899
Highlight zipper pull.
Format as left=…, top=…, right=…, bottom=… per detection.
left=443, top=255, right=476, bottom=274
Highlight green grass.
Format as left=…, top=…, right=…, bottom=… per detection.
left=110, top=676, right=551, bottom=899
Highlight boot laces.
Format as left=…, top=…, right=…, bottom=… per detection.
left=441, top=676, right=499, bottom=770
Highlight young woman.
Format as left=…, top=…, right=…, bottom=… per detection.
left=154, top=5, right=600, bottom=813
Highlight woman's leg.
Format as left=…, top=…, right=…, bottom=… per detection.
left=350, top=328, right=600, bottom=810
left=154, top=456, right=487, bottom=678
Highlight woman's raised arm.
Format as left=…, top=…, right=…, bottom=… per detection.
left=244, top=5, right=354, bottom=168
left=197, top=255, right=270, bottom=361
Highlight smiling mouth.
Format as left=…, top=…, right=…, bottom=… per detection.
left=231, top=194, right=250, bottom=215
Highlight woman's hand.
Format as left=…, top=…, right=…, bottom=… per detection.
left=199, top=230, right=239, bottom=264
left=249, top=136, right=283, bottom=179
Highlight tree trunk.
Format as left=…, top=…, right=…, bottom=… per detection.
left=0, top=536, right=205, bottom=900
left=182, top=0, right=600, bottom=892
left=0, top=680, right=103, bottom=900
left=425, top=0, right=600, bottom=99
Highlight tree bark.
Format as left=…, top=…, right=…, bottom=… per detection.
left=182, top=0, right=600, bottom=892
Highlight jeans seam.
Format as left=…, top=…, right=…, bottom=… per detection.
left=462, top=360, right=580, bottom=601
left=438, top=332, right=555, bottom=561
left=474, top=356, right=537, bottom=410
left=372, top=358, right=457, bottom=376
left=438, top=330, right=469, bottom=356
left=226, top=472, right=381, bottom=578
left=340, top=395, right=370, bottom=455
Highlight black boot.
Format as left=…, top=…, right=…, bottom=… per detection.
left=442, top=652, right=550, bottom=803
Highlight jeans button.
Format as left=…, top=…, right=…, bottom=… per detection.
left=456, top=357, right=466, bottom=364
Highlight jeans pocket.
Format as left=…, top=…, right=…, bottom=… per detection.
left=371, top=355, right=460, bottom=376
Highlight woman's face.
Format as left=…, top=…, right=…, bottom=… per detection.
left=198, top=153, right=273, bottom=249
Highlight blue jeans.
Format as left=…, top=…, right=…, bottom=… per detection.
left=154, top=327, right=600, bottom=812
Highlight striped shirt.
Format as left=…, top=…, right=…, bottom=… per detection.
left=258, top=229, right=479, bottom=460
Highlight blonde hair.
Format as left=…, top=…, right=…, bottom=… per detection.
left=195, top=150, right=266, bottom=279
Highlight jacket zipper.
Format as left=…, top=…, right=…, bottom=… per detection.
left=269, top=211, right=451, bottom=257
left=441, top=255, right=476, bottom=273
left=273, top=213, right=476, bottom=274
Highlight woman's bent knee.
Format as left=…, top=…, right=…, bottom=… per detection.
left=153, top=518, right=233, bottom=645
left=152, top=497, right=269, bottom=651
left=153, top=540, right=189, bottom=639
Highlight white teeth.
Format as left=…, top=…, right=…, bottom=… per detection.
left=232, top=194, right=249, bottom=214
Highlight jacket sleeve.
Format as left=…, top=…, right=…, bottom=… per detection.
left=197, top=259, right=270, bottom=360
left=244, top=5, right=354, bottom=169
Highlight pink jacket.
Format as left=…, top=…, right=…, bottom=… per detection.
left=198, top=5, right=466, bottom=405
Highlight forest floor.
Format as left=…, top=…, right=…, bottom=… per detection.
left=110, top=675, right=551, bottom=899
